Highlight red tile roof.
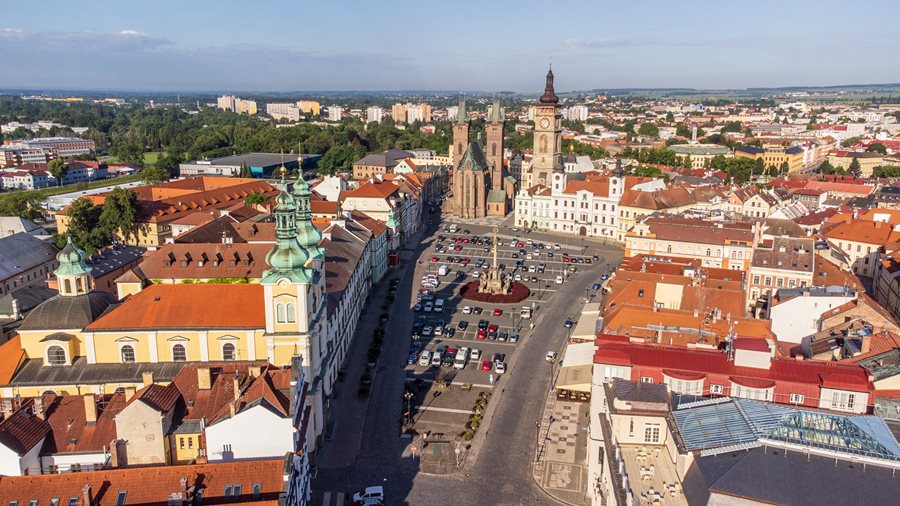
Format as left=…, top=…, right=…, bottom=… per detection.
left=130, top=383, right=181, bottom=412
left=43, top=394, right=126, bottom=454
left=86, top=284, right=265, bottom=331
left=0, top=399, right=51, bottom=455
left=0, top=458, right=287, bottom=504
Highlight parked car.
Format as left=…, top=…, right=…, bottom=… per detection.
left=493, top=352, right=506, bottom=363
left=546, top=351, right=558, bottom=363
left=478, top=319, right=490, bottom=330
left=414, top=303, right=423, bottom=312
left=476, top=329, right=487, bottom=340
left=481, top=360, right=492, bottom=372
left=463, top=306, right=472, bottom=314
left=509, top=333, right=520, bottom=343
left=564, top=319, right=573, bottom=328
left=473, top=307, right=484, bottom=314
left=493, top=308, right=503, bottom=316
left=353, top=486, right=384, bottom=505
left=495, top=362, right=507, bottom=374
left=422, top=325, right=434, bottom=336
left=471, top=348, right=482, bottom=361
left=408, top=353, right=418, bottom=365
left=458, top=320, right=469, bottom=330
left=418, top=351, right=432, bottom=366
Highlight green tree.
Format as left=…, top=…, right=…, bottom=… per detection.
left=665, top=112, right=675, bottom=122
left=113, top=142, right=145, bottom=166
left=141, top=165, right=170, bottom=184
left=866, top=143, right=887, bottom=154
left=99, top=188, right=140, bottom=242
left=238, top=162, right=251, bottom=178
left=874, top=165, right=900, bottom=177
left=0, top=192, right=43, bottom=220
left=244, top=192, right=270, bottom=207
left=848, top=157, right=862, bottom=177
left=637, top=123, right=659, bottom=138
left=318, top=143, right=366, bottom=175
left=47, top=158, right=68, bottom=186
left=754, top=157, right=765, bottom=177
left=65, top=198, right=110, bottom=254
left=155, top=153, right=180, bottom=178
left=720, top=121, right=743, bottom=133
left=675, top=124, right=691, bottom=138
left=767, top=164, right=779, bottom=177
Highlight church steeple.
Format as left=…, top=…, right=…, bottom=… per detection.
left=55, top=235, right=93, bottom=296
left=262, top=171, right=312, bottom=284
left=455, top=98, right=468, bottom=123
left=489, top=95, right=505, bottom=124
left=293, top=171, right=324, bottom=259
left=539, top=64, right=559, bottom=104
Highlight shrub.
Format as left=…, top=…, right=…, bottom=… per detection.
left=463, top=430, right=475, bottom=441
left=459, top=281, right=530, bottom=303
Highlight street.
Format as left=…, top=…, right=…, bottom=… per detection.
left=312, top=213, right=622, bottom=505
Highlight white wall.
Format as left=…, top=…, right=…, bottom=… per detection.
left=0, top=436, right=44, bottom=476
left=40, top=451, right=109, bottom=473
left=205, top=405, right=292, bottom=461
left=769, top=294, right=856, bottom=343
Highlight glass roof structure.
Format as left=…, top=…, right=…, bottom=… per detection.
left=672, top=398, right=900, bottom=462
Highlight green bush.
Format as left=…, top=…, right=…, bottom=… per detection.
left=463, top=430, right=474, bottom=441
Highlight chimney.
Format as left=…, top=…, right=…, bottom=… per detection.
left=248, top=365, right=262, bottom=378
left=109, top=439, right=127, bottom=467
left=124, top=386, right=136, bottom=402
left=82, top=484, right=94, bottom=506
left=229, top=400, right=236, bottom=419
left=0, top=399, right=12, bottom=420
left=33, top=397, right=44, bottom=420
left=861, top=333, right=872, bottom=354
left=179, top=476, right=189, bottom=501
left=197, top=367, right=211, bottom=391
left=142, top=371, right=154, bottom=387
left=233, top=376, right=241, bottom=401
left=83, top=394, right=97, bottom=424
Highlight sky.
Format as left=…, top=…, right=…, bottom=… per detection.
left=1, top=0, right=898, bottom=93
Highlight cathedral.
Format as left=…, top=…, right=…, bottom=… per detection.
left=446, top=97, right=516, bottom=218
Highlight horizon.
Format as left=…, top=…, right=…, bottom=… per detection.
left=1, top=0, right=898, bottom=93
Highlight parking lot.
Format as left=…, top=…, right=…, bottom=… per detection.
left=401, top=221, right=613, bottom=440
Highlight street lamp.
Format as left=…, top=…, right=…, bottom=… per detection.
left=403, top=391, right=414, bottom=429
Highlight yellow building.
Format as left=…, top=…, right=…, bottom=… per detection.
left=735, top=145, right=804, bottom=173
left=297, top=100, right=321, bottom=116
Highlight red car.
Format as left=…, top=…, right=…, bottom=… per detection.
left=476, top=329, right=487, bottom=340
left=463, top=238, right=470, bottom=243
left=488, top=324, right=498, bottom=333
left=563, top=257, right=570, bottom=263
left=462, top=258, right=470, bottom=265
left=493, top=308, right=503, bottom=316
left=481, top=360, right=492, bottom=372
left=516, top=241, right=524, bottom=248
left=454, top=245, right=463, bottom=251
left=455, top=238, right=463, bottom=243
left=431, top=256, right=439, bottom=263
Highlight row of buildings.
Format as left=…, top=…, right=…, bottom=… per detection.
left=1, top=137, right=96, bottom=168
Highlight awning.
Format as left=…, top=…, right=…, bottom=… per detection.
left=555, top=364, right=593, bottom=393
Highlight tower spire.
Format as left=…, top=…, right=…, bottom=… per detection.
left=293, top=171, right=324, bottom=258
left=262, top=176, right=312, bottom=284
left=540, top=64, right=559, bottom=104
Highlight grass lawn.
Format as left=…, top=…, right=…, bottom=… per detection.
left=0, top=174, right=144, bottom=207
left=143, top=151, right=162, bottom=165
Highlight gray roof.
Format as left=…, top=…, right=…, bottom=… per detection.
left=9, top=356, right=185, bottom=387
left=0, top=285, right=58, bottom=318
left=0, top=217, right=46, bottom=238
left=612, top=378, right=668, bottom=405
left=18, top=291, right=118, bottom=331
left=0, top=232, right=59, bottom=283
left=687, top=447, right=900, bottom=506
left=457, top=142, right=489, bottom=171
left=85, top=245, right=145, bottom=279
left=353, top=153, right=399, bottom=168
left=205, top=152, right=311, bottom=168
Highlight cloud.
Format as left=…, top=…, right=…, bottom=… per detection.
left=1, top=27, right=172, bottom=52
left=565, top=37, right=637, bottom=49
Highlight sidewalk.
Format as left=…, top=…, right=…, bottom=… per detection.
left=533, top=391, right=591, bottom=506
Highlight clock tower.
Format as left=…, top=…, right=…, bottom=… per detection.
left=528, top=65, right=562, bottom=188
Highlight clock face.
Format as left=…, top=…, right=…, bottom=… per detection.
left=540, top=118, right=550, bottom=129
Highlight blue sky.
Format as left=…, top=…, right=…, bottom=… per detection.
left=1, top=0, right=898, bottom=92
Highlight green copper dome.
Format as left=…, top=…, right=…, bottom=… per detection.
left=386, top=209, right=399, bottom=229
left=54, top=235, right=93, bottom=278
left=293, top=173, right=324, bottom=257
left=263, top=176, right=312, bottom=284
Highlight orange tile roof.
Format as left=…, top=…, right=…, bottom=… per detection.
left=562, top=179, right=610, bottom=197
left=823, top=219, right=900, bottom=246
left=0, top=458, right=287, bottom=504
left=86, top=284, right=265, bottom=331
left=43, top=393, right=126, bottom=454
left=603, top=305, right=774, bottom=346
left=131, top=243, right=272, bottom=281
left=0, top=335, right=25, bottom=386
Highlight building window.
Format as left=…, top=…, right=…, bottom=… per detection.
left=644, top=423, right=661, bottom=444
left=753, top=275, right=760, bottom=284
left=710, top=384, right=724, bottom=395
left=629, top=418, right=635, bottom=436
left=188, top=438, right=193, bottom=449
left=640, top=377, right=654, bottom=383
left=276, top=303, right=286, bottom=323
left=120, top=345, right=135, bottom=363
left=286, top=303, right=296, bottom=323
left=765, top=276, right=772, bottom=286
left=222, top=343, right=236, bottom=361
left=790, top=393, right=805, bottom=404
left=47, top=346, right=67, bottom=366
left=172, top=344, right=187, bottom=362
left=179, top=438, right=185, bottom=449
left=830, top=391, right=856, bottom=411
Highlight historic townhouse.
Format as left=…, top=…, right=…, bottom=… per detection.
left=625, top=217, right=758, bottom=271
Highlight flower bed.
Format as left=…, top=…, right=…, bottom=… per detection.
left=459, top=281, right=530, bottom=303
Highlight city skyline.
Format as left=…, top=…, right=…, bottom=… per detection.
left=1, top=0, right=898, bottom=92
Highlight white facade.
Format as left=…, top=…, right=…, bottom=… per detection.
left=328, top=106, right=343, bottom=122
left=366, top=106, right=383, bottom=123
left=267, top=103, right=302, bottom=122
left=205, top=404, right=293, bottom=461
left=768, top=289, right=857, bottom=344
left=0, top=435, right=44, bottom=476
left=40, top=451, right=109, bottom=474
left=566, top=105, right=589, bottom=122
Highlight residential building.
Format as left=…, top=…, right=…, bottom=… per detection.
left=0, top=144, right=48, bottom=167
left=266, top=102, right=302, bottom=121
left=0, top=217, right=47, bottom=239
left=768, top=286, right=858, bottom=344
left=822, top=210, right=900, bottom=278
left=406, top=103, right=432, bottom=123
left=217, top=95, right=257, bottom=115
left=352, top=149, right=410, bottom=179
left=366, top=106, right=383, bottom=123
left=827, top=150, right=891, bottom=176
left=327, top=106, right=343, bottom=122
left=735, top=145, right=804, bottom=173
left=21, top=137, right=95, bottom=158
left=668, top=143, right=732, bottom=169
left=625, top=216, right=757, bottom=270
left=0, top=168, right=51, bottom=190
left=566, top=105, right=589, bottom=122
left=616, top=186, right=706, bottom=242
left=747, top=237, right=815, bottom=311
left=0, top=233, right=59, bottom=297
left=297, top=100, right=321, bottom=116
left=873, top=250, right=900, bottom=324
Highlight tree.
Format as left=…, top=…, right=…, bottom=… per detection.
left=720, top=121, right=743, bottom=133
left=637, top=123, right=659, bottom=138
left=99, top=188, right=139, bottom=242
left=767, top=164, right=779, bottom=177
left=155, top=153, right=180, bottom=179
left=874, top=165, right=900, bottom=177
left=140, top=165, right=169, bottom=184
left=238, top=162, right=252, bottom=178
left=64, top=198, right=110, bottom=255
left=779, top=161, right=790, bottom=176
left=754, top=157, right=765, bottom=178
left=866, top=143, right=887, bottom=154
left=113, top=142, right=144, bottom=166
left=47, top=158, right=68, bottom=186
left=244, top=192, right=270, bottom=207
left=318, top=143, right=366, bottom=175
left=665, top=112, right=675, bottom=122
left=848, top=157, right=862, bottom=177
left=675, top=124, right=692, bottom=138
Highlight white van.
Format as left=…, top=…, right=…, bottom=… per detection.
left=438, top=265, right=450, bottom=276
left=520, top=307, right=533, bottom=319
left=418, top=351, right=432, bottom=367
left=453, top=348, right=469, bottom=369
left=434, top=299, right=445, bottom=312
left=555, top=275, right=564, bottom=285
left=431, top=346, right=445, bottom=367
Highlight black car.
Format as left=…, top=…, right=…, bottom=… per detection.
left=478, top=319, right=489, bottom=330
left=492, top=353, right=506, bottom=363
left=442, top=354, right=454, bottom=367
left=457, top=320, right=469, bottom=330
left=498, top=331, right=508, bottom=342
left=445, top=328, right=456, bottom=337
left=473, top=307, right=484, bottom=314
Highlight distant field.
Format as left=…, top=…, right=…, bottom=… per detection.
left=143, top=151, right=161, bottom=165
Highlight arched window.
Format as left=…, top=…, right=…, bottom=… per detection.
left=222, top=343, right=236, bottom=361
left=63, top=279, right=72, bottom=294
left=286, top=303, right=296, bottom=323
left=276, top=303, right=286, bottom=323
left=120, top=345, right=135, bottom=363
left=47, top=346, right=67, bottom=366
left=492, top=143, right=497, bottom=157
left=76, top=277, right=84, bottom=293
left=666, top=245, right=672, bottom=253
left=172, top=344, right=187, bottom=362
left=42, top=390, right=56, bottom=396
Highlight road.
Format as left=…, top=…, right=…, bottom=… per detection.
left=312, top=218, right=622, bottom=505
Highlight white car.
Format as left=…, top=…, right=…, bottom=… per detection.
left=472, top=271, right=481, bottom=278
left=463, top=306, right=472, bottom=314
left=418, top=351, right=432, bottom=366
left=553, top=243, right=561, bottom=250
left=471, top=348, right=481, bottom=361
left=555, top=275, right=564, bottom=285
left=545, top=351, right=558, bottom=363
left=514, top=274, right=522, bottom=281
left=495, top=362, right=507, bottom=374
left=353, top=486, right=384, bottom=504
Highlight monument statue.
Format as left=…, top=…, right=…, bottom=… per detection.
left=478, top=228, right=512, bottom=295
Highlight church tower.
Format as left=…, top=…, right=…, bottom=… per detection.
left=485, top=96, right=505, bottom=191
left=451, top=99, right=469, bottom=170
left=55, top=235, right=93, bottom=296
left=530, top=65, right=563, bottom=187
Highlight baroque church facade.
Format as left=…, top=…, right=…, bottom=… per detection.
left=446, top=97, right=516, bottom=218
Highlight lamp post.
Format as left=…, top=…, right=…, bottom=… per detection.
left=403, top=391, right=414, bottom=430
